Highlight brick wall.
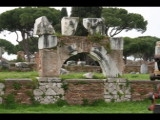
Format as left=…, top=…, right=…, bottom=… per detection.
left=64, top=80, right=160, bottom=104
left=1, top=78, right=160, bottom=105
left=64, top=79, right=104, bottom=105
left=130, top=81, right=160, bottom=101
left=4, top=79, right=34, bottom=104
left=124, top=65, right=154, bottom=73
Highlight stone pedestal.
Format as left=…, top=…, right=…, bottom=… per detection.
left=38, top=49, right=61, bottom=77
left=140, top=63, right=148, bottom=74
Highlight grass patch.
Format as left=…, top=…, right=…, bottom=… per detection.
left=0, top=71, right=150, bottom=81
left=122, top=74, right=150, bottom=80
left=0, top=71, right=38, bottom=82
left=0, top=99, right=153, bottom=113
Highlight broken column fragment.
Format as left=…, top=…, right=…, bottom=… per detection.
left=61, top=17, right=79, bottom=36
left=33, top=16, right=55, bottom=35
left=34, top=16, right=60, bottom=77
left=38, top=35, right=57, bottom=49
left=83, top=18, right=105, bottom=35
left=33, top=16, right=57, bottom=49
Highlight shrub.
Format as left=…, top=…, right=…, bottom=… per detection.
left=55, top=99, right=69, bottom=107
left=3, top=93, right=17, bottom=109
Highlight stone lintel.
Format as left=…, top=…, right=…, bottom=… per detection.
left=65, top=79, right=105, bottom=83
left=37, top=77, right=61, bottom=83
left=5, top=78, right=32, bottom=82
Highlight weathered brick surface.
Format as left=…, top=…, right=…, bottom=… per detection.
left=38, top=36, right=124, bottom=77
left=3, top=78, right=160, bottom=105
left=39, top=49, right=61, bottom=77
left=130, top=81, right=160, bottom=101
left=124, top=65, right=154, bottom=73
left=109, top=50, right=125, bottom=74
left=4, top=79, right=34, bottom=104
left=64, top=79, right=104, bottom=105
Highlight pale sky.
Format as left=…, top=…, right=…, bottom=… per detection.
left=0, top=7, right=159, bottom=60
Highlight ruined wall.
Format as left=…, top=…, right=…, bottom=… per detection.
left=38, top=49, right=61, bottom=77
left=109, top=50, right=125, bottom=74
left=1, top=79, right=159, bottom=105
left=124, top=65, right=154, bottom=73
left=38, top=36, right=124, bottom=77
left=3, top=79, right=34, bottom=104
left=64, top=79, right=104, bottom=105
left=33, top=78, right=64, bottom=104
left=63, top=66, right=102, bottom=73
left=130, top=81, right=160, bottom=101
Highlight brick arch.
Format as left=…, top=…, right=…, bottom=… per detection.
left=38, top=36, right=124, bottom=78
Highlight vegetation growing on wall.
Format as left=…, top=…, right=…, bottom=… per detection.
left=13, top=82, right=22, bottom=90
left=61, top=82, right=68, bottom=91
left=87, top=33, right=105, bottom=43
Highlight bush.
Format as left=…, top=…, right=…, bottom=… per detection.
left=55, top=99, right=69, bottom=107
left=3, top=94, right=17, bottom=109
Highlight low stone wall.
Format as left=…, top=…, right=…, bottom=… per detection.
left=130, top=81, right=160, bottom=101
left=3, top=79, right=34, bottom=104
left=124, top=65, right=154, bottom=73
left=9, top=62, right=37, bottom=71
left=104, top=78, right=131, bottom=102
left=63, top=65, right=102, bottom=73
left=33, top=77, right=64, bottom=104
left=0, top=78, right=160, bottom=105
left=64, top=79, right=104, bottom=105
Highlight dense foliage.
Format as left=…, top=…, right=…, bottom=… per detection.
left=0, top=7, right=61, bottom=61
left=123, top=36, right=160, bottom=63
left=102, top=7, right=148, bottom=37
left=0, top=39, right=15, bottom=54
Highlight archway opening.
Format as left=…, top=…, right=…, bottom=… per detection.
left=64, top=52, right=100, bottom=66
left=61, top=52, right=102, bottom=74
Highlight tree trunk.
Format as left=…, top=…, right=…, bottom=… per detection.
left=21, top=32, right=30, bottom=62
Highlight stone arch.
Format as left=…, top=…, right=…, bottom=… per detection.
left=38, top=36, right=124, bottom=78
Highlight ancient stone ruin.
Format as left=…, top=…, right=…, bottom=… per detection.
left=83, top=18, right=105, bottom=35
left=61, top=17, right=79, bottom=36
left=1, top=16, right=160, bottom=106
left=33, top=16, right=124, bottom=79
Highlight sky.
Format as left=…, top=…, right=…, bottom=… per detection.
left=0, top=7, right=160, bottom=60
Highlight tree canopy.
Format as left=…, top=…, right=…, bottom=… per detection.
left=0, top=7, right=61, bottom=61
left=123, top=36, right=160, bottom=63
left=60, top=7, right=68, bottom=18
left=0, top=39, right=15, bottom=55
left=15, top=37, right=38, bottom=55
left=102, top=7, right=148, bottom=37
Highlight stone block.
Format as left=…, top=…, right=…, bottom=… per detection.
left=61, top=17, right=79, bottom=36
left=83, top=18, right=105, bottom=35
left=38, top=35, right=57, bottom=49
left=110, top=37, right=123, bottom=50
left=33, top=16, right=55, bottom=35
